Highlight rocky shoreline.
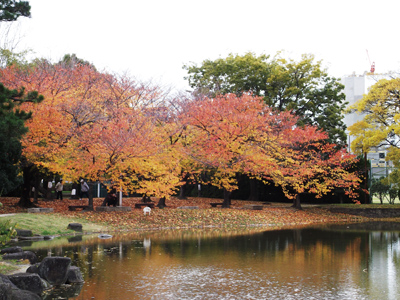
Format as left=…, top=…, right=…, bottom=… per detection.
left=1, top=246, right=84, bottom=299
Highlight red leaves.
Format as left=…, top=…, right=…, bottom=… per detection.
left=0, top=61, right=361, bottom=203
left=179, top=93, right=361, bottom=200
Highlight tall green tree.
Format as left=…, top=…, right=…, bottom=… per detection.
left=0, top=0, right=39, bottom=198
left=0, top=83, right=42, bottom=195
left=184, top=53, right=274, bottom=98
left=184, top=52, right=347, bottom=146
left=0, top=98, right=25, bottom=195
left=0, top=0, right=30, bottom=21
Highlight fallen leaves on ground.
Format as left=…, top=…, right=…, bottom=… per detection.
left=0, top=197, right=368, bottom=231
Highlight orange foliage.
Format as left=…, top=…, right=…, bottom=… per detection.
left=179, top=93, right=361, bottom=201
left=0, top=62, right=361, bottom=205
left=0, top=61, right=181, bottom=198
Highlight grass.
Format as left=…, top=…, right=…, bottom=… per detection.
left=1, top=196, right=400, bottom=235
left=0, top=257, right=30, bottom=275
left=1, top=213, right=107, bottom=236
left=328, top=203, right=400, bottom=209
left=0, top=260, right=20, bottom=274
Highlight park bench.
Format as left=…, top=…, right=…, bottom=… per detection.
left=210, top=202, right=224, bottom=207
left=68, top=205, right=89, bottom=211
left=134, top=202, right=155, bottom=209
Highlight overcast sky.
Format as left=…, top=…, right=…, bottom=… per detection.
left=3, top=0, right=400, bottom=91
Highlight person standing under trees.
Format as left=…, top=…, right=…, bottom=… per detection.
left=79, top=179, right=89, bottom=200
left=55, top=179, right=63, bottom=200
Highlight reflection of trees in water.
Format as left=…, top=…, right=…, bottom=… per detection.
left=11, top=224, right=400, bottom=300
left=148, top=227, right=370, bottom=258
left=30, top=226, right=374, bottom=261
left=20, top=225, right=399, bottom=280
left=371, top=231, right=400, bottom=247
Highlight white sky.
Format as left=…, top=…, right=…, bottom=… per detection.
left=3, top=0, right=400, bottom=91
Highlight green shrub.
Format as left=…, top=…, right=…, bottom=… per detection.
left=0, top=220, right=17, bottom=246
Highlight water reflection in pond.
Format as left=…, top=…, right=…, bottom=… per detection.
left=16, top=223, right=400, bottom=300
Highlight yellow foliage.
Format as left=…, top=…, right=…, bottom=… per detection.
left=347, top=78, right=400, bottom=156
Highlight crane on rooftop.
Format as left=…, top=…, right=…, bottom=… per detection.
left=366, top=49, right=375, bottom=74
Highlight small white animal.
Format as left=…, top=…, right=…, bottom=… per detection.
left=143, top=206, right=151, bottom=215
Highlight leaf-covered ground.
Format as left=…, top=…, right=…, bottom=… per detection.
left=0, top=197, right=368, bottom=232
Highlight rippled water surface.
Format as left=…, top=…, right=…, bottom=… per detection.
left=17, top=223, right=400, bottom=300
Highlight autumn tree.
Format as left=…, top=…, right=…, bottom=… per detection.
left=274, top=125, right=361, bottom=209
left=184, top=52, right=347, bottom=146
left=179, top=93, right=281, bottom=206
left=347, top=78, right=400, bottom=196
left=0, top=60, right=90, bottom=205
left=347, top=78, right=400, bottom=153
left=0, top=58, right=181, bottom=207
left=156, top=94, right=205, bottom=200
left=179, top=93, right=361, bottom=208
left=178, top=93, right=270, bottom=207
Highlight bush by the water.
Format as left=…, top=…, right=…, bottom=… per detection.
left=0, top=220, right=16, bottom=246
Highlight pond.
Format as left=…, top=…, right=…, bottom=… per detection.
left=13, top=222, right=400, bottom=300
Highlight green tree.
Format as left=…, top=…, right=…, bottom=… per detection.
left=0, top=0, right=30, bottom=21
left=184, top=52, right=347, bottom=146
left=370, top=178, right=389, bottom=204
left=0, top=100, right=26, bottom=195
left=0, top=1, right=39, bottom=199
left=0, top=1, right=32, bottom=68
left=0, top=48, right=30, bottom=68
left=0, top=83, right=43, bottom=195
left=57, top=53, right=95, bottom=69
left=184, top=52, right=274, bottom=98
left=388, top=187, right=398, bottom=204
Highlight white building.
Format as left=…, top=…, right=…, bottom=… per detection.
left=341, top=72, right=393, bottom=145
left=341, top=72, right=395, bottom=178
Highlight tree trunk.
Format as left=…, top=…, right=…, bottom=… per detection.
left=178, top=184, right=187, bottom=200
left=85, top=182, right=94, bottom=211
left=178, top=174, right=191, bottom=199
left=291, top=194, right=302, bottom=210
left=142, top=195, right=152, bottom=203
left=364, top=152, right=369, bottom=204
left=157, top=197, right=167, bottom=208
left=17, top=161, right=35, bottom=208
left=222, top=188, right=231, bottom=208
left=247, top=178, right=259, bottom=201
left=32, top=175, right=41, bottom=203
